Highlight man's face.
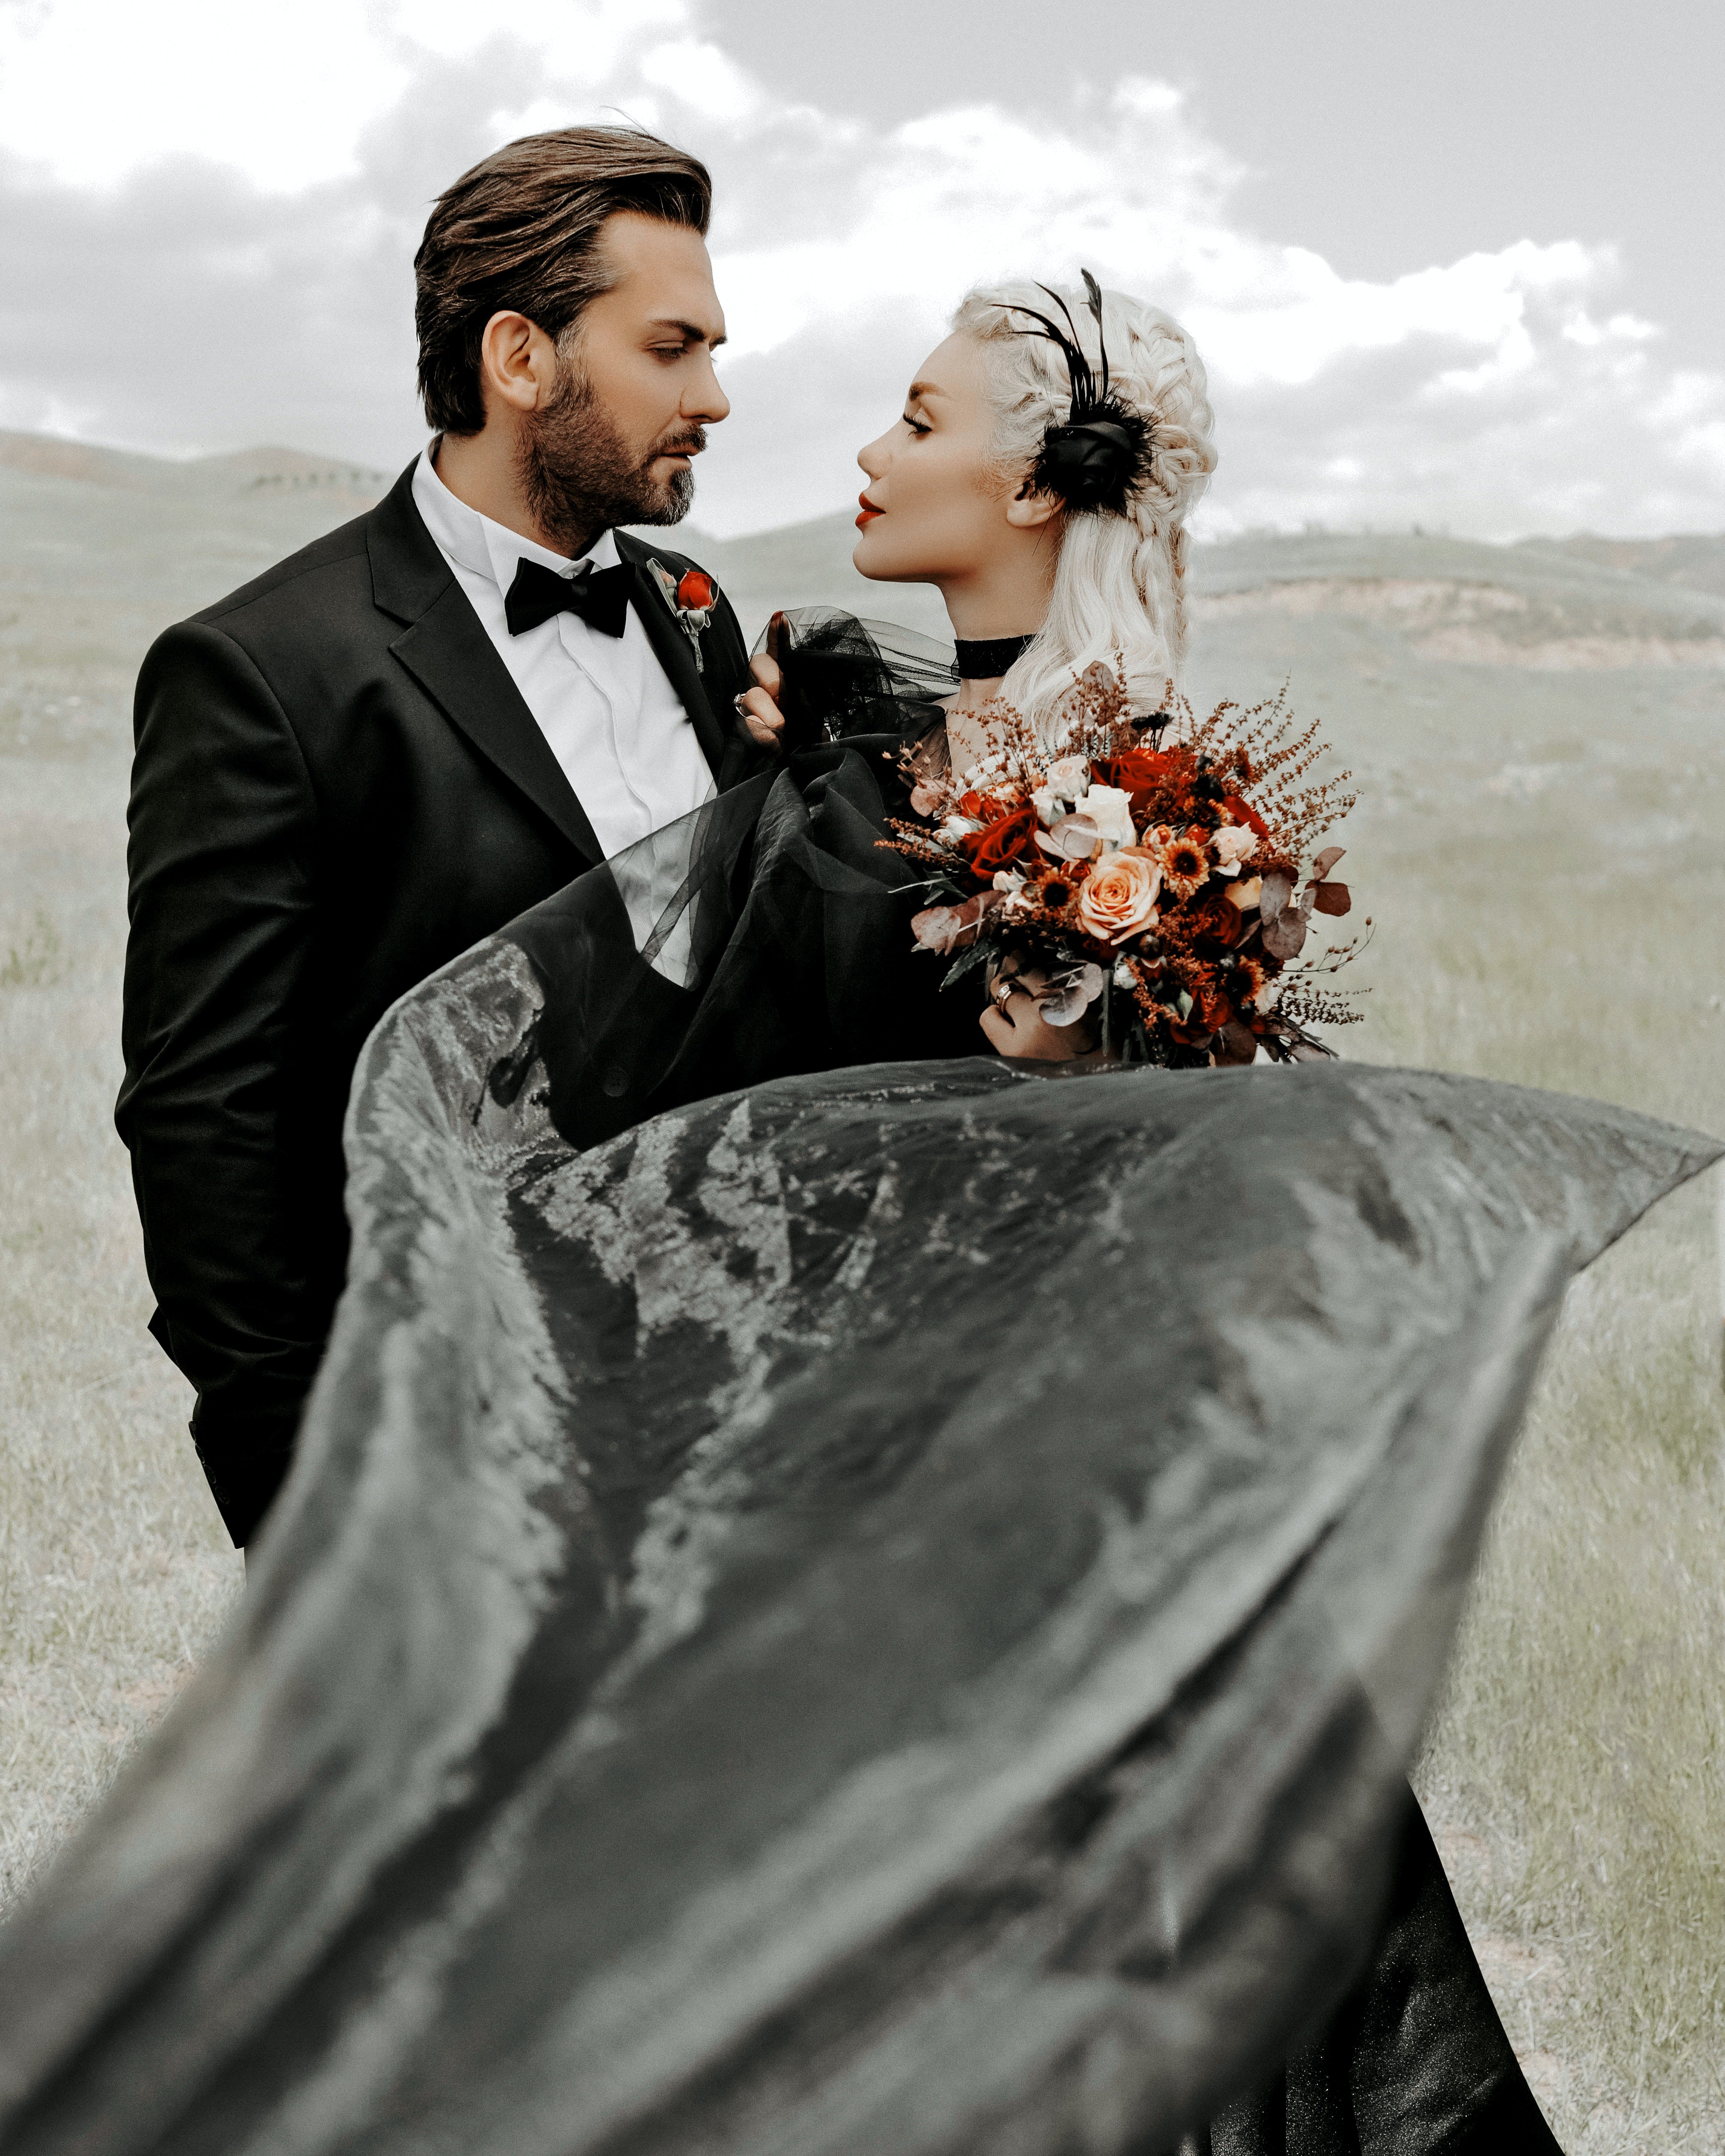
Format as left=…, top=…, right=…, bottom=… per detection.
left=519, top=211, right=729, bottom=551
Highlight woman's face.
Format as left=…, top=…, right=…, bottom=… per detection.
left=853, top=333, right=1013, bottom=582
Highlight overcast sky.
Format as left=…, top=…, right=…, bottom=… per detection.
left=1, top=0, right=1720, bottom=538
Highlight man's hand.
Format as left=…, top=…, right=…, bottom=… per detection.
left=735, top=649, right=785, bottom=749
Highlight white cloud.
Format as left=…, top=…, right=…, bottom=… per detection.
left=1, top=0, right=1721, bottom=540
left=639, top=38, right=762, bottom=121
left=0, top=0, right=409, bottom=190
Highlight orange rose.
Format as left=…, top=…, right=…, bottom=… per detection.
left=1074, top=849, right=1161, bottom=944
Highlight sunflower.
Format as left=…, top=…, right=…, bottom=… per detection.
left=1228, top=954, right=1267, bottom=1005
left=1160, top=828, right=1211, bottom=901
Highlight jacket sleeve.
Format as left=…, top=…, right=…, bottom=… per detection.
left=116, top=619, right=322, bottom=1544
left=704, top=583, right=776, bottom=791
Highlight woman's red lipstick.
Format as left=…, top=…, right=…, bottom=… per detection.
left=856, top=492, right=882, bottom=530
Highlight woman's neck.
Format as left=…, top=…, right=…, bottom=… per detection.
left=939, top=561, right=1050, bottom=708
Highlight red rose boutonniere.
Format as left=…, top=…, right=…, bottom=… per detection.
left=647, top=558, right=718, bottom=673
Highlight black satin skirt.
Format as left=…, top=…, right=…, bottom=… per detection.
left=1204, top=1793, right=1561, bottom=2153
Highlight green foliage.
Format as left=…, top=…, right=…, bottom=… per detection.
left=0, top=908, right=64, bottom=989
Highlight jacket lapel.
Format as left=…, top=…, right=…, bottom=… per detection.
left=367, top=464, right=604, bottom=864
left=614, top=531, right=728, bottom=778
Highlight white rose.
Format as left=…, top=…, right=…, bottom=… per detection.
left=1045, top=755, right=1090, bottom=800
left=1031, top=786, right=1059, bottom=826
left=1084, top=784, right=1137, bottom=850
left=1212, top=823, right=1258, bottom=875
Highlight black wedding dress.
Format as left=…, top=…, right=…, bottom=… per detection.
left=0, top=617, right=1715, bottom=2156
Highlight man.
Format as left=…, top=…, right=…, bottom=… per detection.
left=117, top=126, right=757, bottom=1548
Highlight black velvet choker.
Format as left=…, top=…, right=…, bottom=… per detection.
left=953, top=633, right=1035, bottom=680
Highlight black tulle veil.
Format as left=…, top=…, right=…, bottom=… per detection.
left=506, top=610, right=984, bottom=1151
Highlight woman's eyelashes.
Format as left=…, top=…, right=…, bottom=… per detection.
left=902, top=411, right=931, bottom=437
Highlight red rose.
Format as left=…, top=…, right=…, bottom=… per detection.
left=1094, top=747, right=1192, bottom=822
left=1095, top=748, right=1190, bottom=793
left=959, top=803, right=1038, bottom=876
left=1198, top=984, right=1234, bottom=1029
left=1187, top=894, right=1242, bottom=951
left=675, top=568, right=716, bottom=611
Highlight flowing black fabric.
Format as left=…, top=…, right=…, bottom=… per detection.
left=2, top=613, right=1715, bottom=2154
left=501, top=611, right=980, bottom=1153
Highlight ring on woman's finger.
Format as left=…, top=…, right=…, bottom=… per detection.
left=733, top=692, right=752, bottom=716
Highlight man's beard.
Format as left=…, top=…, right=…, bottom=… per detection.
left=517, top=359, right=702, bottom=556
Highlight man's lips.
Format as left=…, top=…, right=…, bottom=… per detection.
left=856, top=492, right=882, bottom=530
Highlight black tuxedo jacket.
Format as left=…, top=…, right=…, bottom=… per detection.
left=117, top=459, right=757, bottom=1545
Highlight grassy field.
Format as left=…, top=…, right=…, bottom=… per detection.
left=2, top=436, right=1722, bottom=2149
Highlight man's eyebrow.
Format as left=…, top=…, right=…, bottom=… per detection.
left=648, top=316, right=727, bottom=348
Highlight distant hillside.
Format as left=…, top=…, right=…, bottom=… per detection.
left=1518, top=533, right=1725, bottom=601
left=0, top=430, right=392, bottom=505
left=6, top=430, right=1724, bottom=670
left=680, top=511, right=1725, bottom=665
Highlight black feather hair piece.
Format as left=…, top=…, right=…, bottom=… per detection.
left=996, top=269, right=1155, bottom=516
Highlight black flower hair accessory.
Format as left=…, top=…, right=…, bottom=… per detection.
left=998, top=270, right=1155, bottom=517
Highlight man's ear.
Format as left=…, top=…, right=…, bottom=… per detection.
left=476, top=311, right=560, bottom=420
left=1005, top=481, right=1063, bottom=532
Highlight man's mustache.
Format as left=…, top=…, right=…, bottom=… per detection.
left=650, top=428, right=707, bottom=463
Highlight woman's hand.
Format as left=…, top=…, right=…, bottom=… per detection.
left=735, top=650, right=785, bottom=750
left=979, top=962, right=1100, bottom=1061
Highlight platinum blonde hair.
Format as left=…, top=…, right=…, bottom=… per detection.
left=950, top=281, right=1217, bottom=747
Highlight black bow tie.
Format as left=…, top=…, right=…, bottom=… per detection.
left=504, top=556, right=633, bottom=639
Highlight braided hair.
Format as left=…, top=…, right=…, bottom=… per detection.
left=950, top=277, right=1218, bottom=748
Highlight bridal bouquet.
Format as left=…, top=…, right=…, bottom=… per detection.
left=884, top=663, right=1364, bottom=1065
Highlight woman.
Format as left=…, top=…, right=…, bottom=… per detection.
left=740, top=280, right=1218, bottom=1067
left=741, top=281, right=1560, bottom=2147
left=0, top=286, right=1714, bottom=2156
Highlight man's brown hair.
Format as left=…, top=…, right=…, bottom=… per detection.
left=414, top=126, right=713, bottom=437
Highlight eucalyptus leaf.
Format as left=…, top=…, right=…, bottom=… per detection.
left=1259, top=870, right=1294, bottom=925
left=1261, top=911, right=1308, bottom=961
left=941, top=941, right=992, bottom=991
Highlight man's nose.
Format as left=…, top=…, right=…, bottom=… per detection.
left=685, top=355, right=730, bottom=425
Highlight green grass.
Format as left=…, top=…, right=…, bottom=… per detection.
left=3, top=451, right=1723, bottom=2147
left=0, top=745, right=241, bottom=1910
left=1229, top=619, right=1725, bottom=2151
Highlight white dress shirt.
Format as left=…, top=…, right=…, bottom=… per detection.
left=410, top=450, right=716, bottom=862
